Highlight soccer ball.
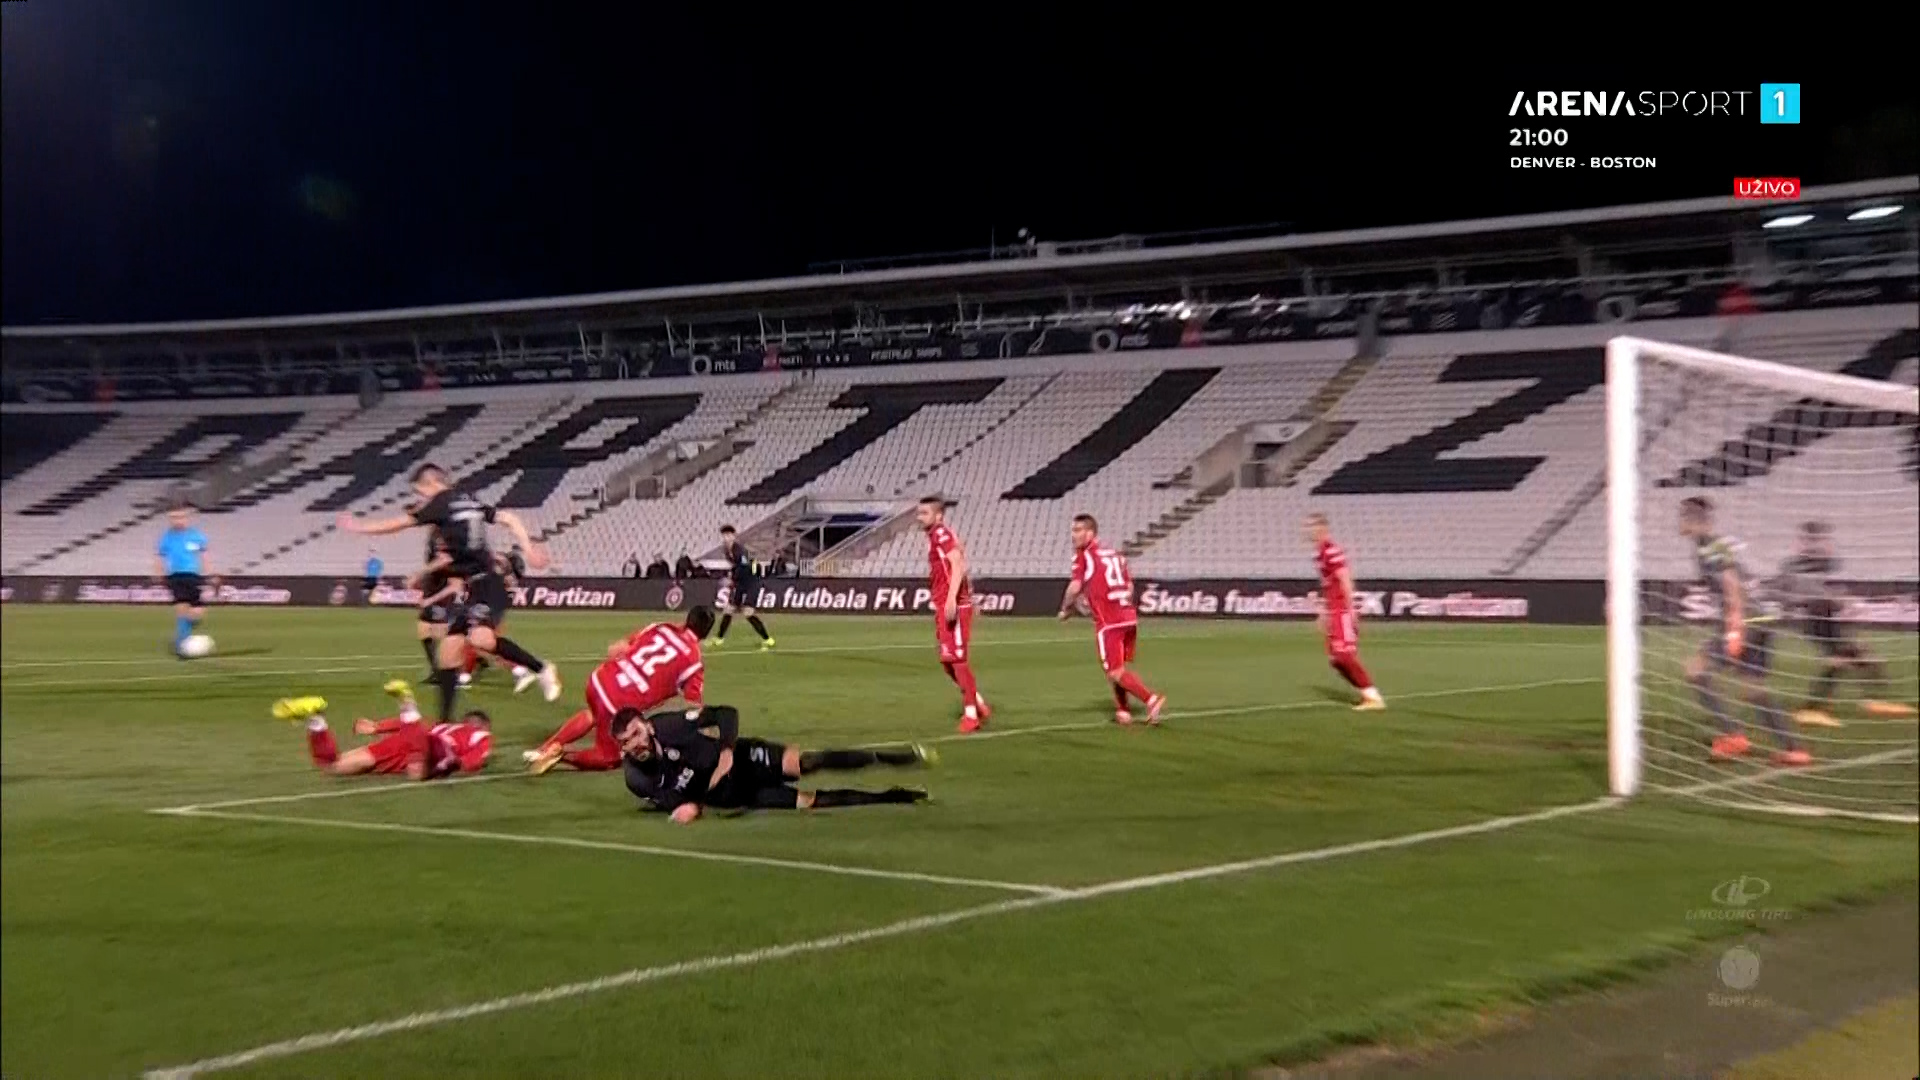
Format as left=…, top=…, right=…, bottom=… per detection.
left=179, top=634, right=215, bottom=659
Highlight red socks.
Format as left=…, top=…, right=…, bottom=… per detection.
left=563, top=746, right=622, bottom=771
left=1116, top=671, right=1155, bottom=704
left=462, top=644, right=482, bottom=676
left=950, top=662, right=982, bottom=713
left=544, top=710, right=598, bottom=750
left=1332, top=656, right=1374, bottom=691
left=306, top=721, right=338, bottom=766
left=1113, top=684, right=1131, bottom=711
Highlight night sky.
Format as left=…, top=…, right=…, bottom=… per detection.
left=4, top=4, right=1915, bottom=326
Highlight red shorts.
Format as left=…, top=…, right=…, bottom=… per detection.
left=1096, top=623, right=1138, bottom=674
left=935, top=604, right=976, bottom=663
left=583, top=677, right=626, bottom=756
left=366, top=725, right=430, bottom=774
left=1325, top=609, right=1359, bottom=658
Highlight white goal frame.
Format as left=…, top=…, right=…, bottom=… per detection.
left=1605, top=334, right=1920, bottom=803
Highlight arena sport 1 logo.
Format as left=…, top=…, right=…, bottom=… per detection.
left=1507, top=90, right=1759, bottom=119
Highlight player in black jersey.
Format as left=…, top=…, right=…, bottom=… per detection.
left=459, top=546, right=535, bottom=689
left=610, top=705, right=931, bottom=823
left=712, top=525, right=775, bottom=650
left=1778, top=521, right=1915, bottom=726
left=1679, top=497, right=1807, bottom=765
left=411, top=533, right=459, bottom=679
left=339, top=463, right=560, bottom=723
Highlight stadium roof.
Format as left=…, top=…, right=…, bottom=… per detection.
left=4, top=176, right=1913, bottom=348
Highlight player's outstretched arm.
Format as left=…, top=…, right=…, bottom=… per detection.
left=337, top=512, right=416, bottom=537
left=693, top=705, right=739, bottom=747
left=492, top=510, right=551, bottom=570
left=1059, top=579, right=1084, bottom=621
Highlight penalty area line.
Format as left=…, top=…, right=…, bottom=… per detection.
left=142, top=746, right=1900, bottom=1078
left=155, top=807, right=1066, bottom=898
left=141, top=793, right=1625, bottom=1080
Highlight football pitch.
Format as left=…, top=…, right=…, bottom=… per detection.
left=3, top=607, right=1915, bottom=1079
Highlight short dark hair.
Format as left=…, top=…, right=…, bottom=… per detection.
left=1680, top=496, right=1713, bottom=519
left=918, top=495, right=946, bottom=508
left=685, top=604, right=716, bottom=639
left=719, top=524, right=736, bottom=536
left=409, top=462, right=446, bottom=485
left=461, top=708, right=492, bottom=727
left=1801, top=520, right=1831, bottom=537
left=1073, top=513, right=1098, bottom=532
left=609, top=708, right=646, bottom=741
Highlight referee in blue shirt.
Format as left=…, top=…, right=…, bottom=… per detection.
left=155, top=502, right=212, bottom=657
left=362, top=549, right=384, bottom=603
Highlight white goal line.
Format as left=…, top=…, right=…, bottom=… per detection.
left=138, top=714, right=1903, bottom=1079
left=141, top=794, right=1622, bottom=1080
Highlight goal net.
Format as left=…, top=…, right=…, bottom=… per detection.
left=1606, top=334, right=1919, bottom=824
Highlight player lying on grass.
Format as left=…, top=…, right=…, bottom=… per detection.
left=612, top=705, right=932, bottom=823
left=273, top=681, right=492, bottom=780
left=525, top=606, right=713, bottom=775
left=1679, top=496, right=1807, bottom=765
left=1058, top=513, right=1164, bottom=725
left=1777, top=521, right=1917, bottom=727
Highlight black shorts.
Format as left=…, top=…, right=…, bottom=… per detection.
left=363, top=576, right=379, bottom=592
left=418, top=600, right=450, bottom=626
left=726, top=576, right=761, bottom=611
left=449, top=572, right=511, bottom=634
left=1704, top=625, right=1776, bottom=677
left=1805, top=618, right=1861, bottom=658
left=705, top=738, right=790, bottom=810
left=166, top=573, right=205, bottom=606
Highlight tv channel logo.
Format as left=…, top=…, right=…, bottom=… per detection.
left=1760, top=84, right=1800, bottom=124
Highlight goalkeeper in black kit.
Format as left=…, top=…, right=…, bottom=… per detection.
left=612, top=706, right=933, bottom=824
left=1778, top=521, right=1916, bottom=727
left=1678, top=497, right=1807, bottom=765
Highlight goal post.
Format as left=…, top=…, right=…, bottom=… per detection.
left=1606, top=334, right=1920, bottom=823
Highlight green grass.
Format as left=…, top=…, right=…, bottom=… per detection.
left=2, top=607, right=1915, bottom=1079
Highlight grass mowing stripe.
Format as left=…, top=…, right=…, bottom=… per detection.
left=0, top=632, right=1600, bottom=673
left=139, top=797, right=1621, bottom=1080
left=141, top=748, right=1898, bottom=1079
left=155, top=808, right=1067, bottom=897
left=149, top=676, right=1604, bottom=812
left=6, top=635, right=1098, bottom=688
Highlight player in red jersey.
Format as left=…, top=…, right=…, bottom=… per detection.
left=273, top=682, right=492, bottom=779
left=917, top=495, right=990, bottom=733
left=1306, top=512, right=1385, bottom=710
left=1058, top=514, right=1165, bottom=725
left=524, top=606, right=714, bottom=774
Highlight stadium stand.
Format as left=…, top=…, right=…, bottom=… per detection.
left=3, top=306, right=1914, bottom=582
